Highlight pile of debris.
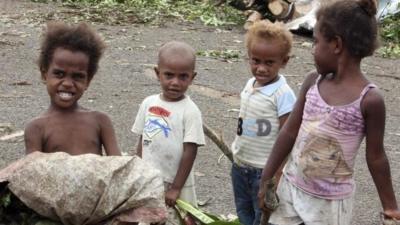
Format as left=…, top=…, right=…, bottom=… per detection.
left=218, top=0, right=400, bottom=33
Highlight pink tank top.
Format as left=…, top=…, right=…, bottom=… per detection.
left=284, top=76, right=376, bottom=199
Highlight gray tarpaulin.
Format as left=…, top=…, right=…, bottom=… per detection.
left=0, top=152, right=167, bottom=225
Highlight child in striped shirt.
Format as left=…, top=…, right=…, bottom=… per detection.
left=230, top=20, right=296, bottom=225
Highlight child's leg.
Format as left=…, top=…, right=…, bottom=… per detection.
left=269, top=177, right=304, bottom=225
left=231, top=163, right=262, bottom=225
left=270, top=177, right=353, bottom=225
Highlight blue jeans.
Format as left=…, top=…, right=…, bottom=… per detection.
left=231, top=163, right=262, bottom=225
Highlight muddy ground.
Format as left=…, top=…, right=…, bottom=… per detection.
left=0, top=1, right=399, bottom=224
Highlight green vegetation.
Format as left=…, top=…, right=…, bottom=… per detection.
left=30, top=0, right=399, bottom=58
left=175, top=199, right=242, bottom=225
left=31, top=0, right=244, bottom=26
left=0, top=186, right=62, bottom=225
left=197, top=49, right=242, bottom=61
left=379, top=12, right=400, bottom=58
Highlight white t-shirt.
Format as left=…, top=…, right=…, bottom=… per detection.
left=132, top=94, right=205, bottom=186
left=231, top=75, right=296, bottom=168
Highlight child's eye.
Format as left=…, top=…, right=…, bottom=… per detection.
left=164, top=73, right=174, bottom=79
left=179, top=74, right=189, bottom=81
left=266, top=61, right=274, bottom=66
left=250, top=58, right=260, bottom=65
left=72, top=73, right=86, bottom=80
left=53, top=70, right=64, bottom=78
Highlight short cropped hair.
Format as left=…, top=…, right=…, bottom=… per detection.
left=38, top=22, right=105, bottom=80
left=316, top=0, right=378, bottom=58
left=245, top=20, right=293, bottom=57
left=158, top=41, right=196, bottom=70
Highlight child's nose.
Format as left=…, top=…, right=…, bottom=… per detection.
left=257, top=64, right=268, bottom=73
left=61, top=77, right=74, bottom=87
left=170, top=77, right=180, bottom=85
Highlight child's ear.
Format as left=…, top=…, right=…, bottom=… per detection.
left=40, top=69, right=47, bottom=83
left=154, top=66, right=160, bottom=80
left=333, top=36, right=343, bottom=54
left=281, top=55, right=290, bottom=68
left=86, top=77, right=93, bottom=89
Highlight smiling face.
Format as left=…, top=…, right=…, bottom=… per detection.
left=248, top=38, right=289, bottom=87
left=155, top=57, right=196, bottom=102
left=42, top=47, right=90, bottom=110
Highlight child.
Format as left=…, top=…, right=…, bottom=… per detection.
left=258, top=0, right=400, bottom=224
left=24, top=22, right=121, bottom=156
left=131, top=41, right=205, bottom=219
left=231, top=20, right=296, bottom=225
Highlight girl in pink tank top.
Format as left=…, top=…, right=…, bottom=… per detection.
left=257, top=0, right=400, bottom=224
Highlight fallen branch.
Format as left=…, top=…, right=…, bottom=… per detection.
left=372, top=74, right=400, bottom=80
left=203, top=123, right=233, bottom=163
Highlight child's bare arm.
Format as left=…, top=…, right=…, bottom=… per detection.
left=363, top=89, right=400, bottom=219
left=24, top=120, right=43, bottom=154
left=278, top=114, right=289, bottom=129
left=98, top=112, right=121, bottom=156
left=258, top=72, right=318, bottom=207
left=136, top=135, right=143, bottom=157
left=274, top=113, right=290, bottom=181
left=165, top=142, right=197, bottom=206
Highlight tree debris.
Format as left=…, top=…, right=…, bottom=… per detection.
left=203, top=123, right=233, bottom=162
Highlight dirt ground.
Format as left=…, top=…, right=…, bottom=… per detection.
left=1, top=1, right=399, bottom=224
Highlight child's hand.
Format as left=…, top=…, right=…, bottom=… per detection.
left=165, top=187, right=180, bottom=207
left=257, top=188, right=267, bottom=210
left=383, top=209, right=400, bottom=222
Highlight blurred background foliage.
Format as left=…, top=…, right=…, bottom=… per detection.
left=31, top=0, right=399, bottom=58
left=31, top=0, right=245, bottom=26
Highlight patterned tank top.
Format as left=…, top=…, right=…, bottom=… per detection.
left=284, top=76, right=376, bottom=199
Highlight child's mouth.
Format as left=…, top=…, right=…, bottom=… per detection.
left=168, top=89, right=181, bottom=93
left=57, top=91, right=74, bottom=100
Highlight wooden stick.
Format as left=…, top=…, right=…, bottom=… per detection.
left=203, top=123, right=233, bottom=163
left=268, top=0, right=285, bottom=16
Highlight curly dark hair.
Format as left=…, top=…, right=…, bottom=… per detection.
left=316, top=0, right=378, bottom=58
left=38, top=21, right=105, bottom=80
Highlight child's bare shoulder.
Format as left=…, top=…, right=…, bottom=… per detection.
left=362, top=86, right=385, bottom=112
left=86, top=110, right=113, bottom=123
left=24, top=112, right=52, bottom=133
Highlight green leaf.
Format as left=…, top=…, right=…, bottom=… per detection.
left=0, top=192, right=11, bottom=208
left=175, top=199, right=215, bottom=224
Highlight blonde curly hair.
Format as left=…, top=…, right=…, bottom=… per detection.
left=245, top=20, right=293, bottom=57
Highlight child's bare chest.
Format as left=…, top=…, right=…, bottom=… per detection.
left=318, top=82, right=364, bottom=106
left=42, top=117, right=102, bottom=155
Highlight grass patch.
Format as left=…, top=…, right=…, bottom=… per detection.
left=378, top=12, right=400, bottom=58
left=197, top=49, right=242, bottom=61
left=30, top=0, right=399, bottom=58
left=30, top=0, right=245, bottom=26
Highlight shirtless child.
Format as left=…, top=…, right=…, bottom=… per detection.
left=24, top=22, right=121, bottom=156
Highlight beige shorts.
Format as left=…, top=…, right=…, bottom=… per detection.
left=269, top=177, right=354, bottom=225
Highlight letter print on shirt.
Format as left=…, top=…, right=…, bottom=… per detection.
left=239, top=118, right=272, bottom=137
left=143, top=106, right=172, bottom=140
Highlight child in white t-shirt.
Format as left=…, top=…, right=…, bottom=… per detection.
left=131, top=41, right=205, bottom=224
